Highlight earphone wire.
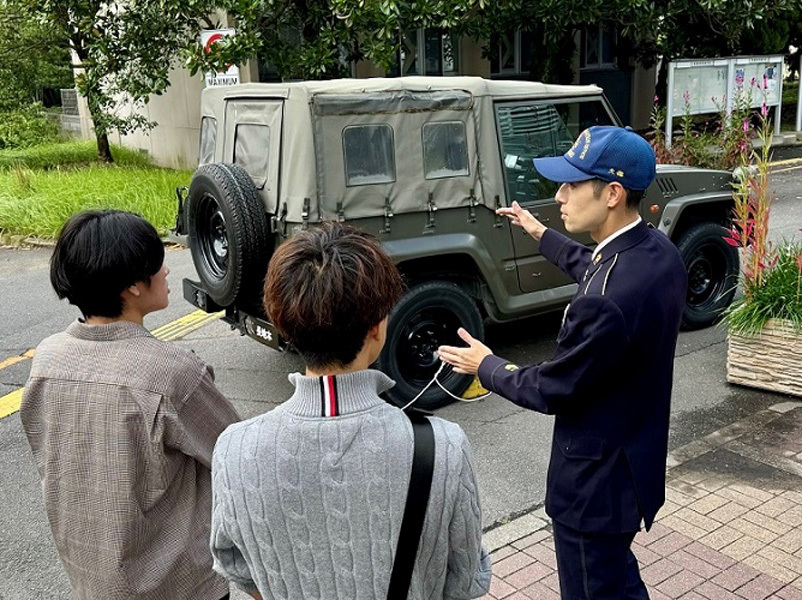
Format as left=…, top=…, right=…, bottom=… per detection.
left=401, top=358, right=493, bottom=411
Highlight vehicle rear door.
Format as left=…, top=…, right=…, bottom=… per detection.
left=223, top=100, right=283, bottom=213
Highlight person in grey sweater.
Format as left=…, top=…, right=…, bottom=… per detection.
left=210, top=223, right=491, bottom=600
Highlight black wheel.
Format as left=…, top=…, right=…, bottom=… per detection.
left=377, top=282, right=484, bottom=410
left=676, top=222, right=739, bottom=330
left=186, top=163, right=271, bottom=309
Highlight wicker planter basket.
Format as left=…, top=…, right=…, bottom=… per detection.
left=726, top=319, right=802, bottom=397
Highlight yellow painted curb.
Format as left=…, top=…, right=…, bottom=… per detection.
left=0, top=310, right=223, bottom=420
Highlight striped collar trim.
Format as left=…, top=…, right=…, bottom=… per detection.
left=319, top=375, right=340, bottom=417
left=284, top=369, right=396, bottom=418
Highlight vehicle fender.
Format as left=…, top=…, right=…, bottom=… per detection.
left=382, top=233, right=508, bottom=303
left=658, top=192, right=734, bottom=238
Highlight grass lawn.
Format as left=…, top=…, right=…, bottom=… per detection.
left=0, top=140, right=191, bottom=242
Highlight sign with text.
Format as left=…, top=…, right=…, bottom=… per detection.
left=201, top=29, right=239, bottom=87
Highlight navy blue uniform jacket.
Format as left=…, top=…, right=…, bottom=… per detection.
left=478, top=221, right=687, bottom=534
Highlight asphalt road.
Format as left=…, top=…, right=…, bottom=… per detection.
left=0, top=158, right=799, bottom=599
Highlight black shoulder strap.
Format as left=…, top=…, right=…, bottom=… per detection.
left=387, top=410, right=435, bottom=600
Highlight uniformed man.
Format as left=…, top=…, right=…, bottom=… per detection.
left=439, top=126, right=687, bottom=599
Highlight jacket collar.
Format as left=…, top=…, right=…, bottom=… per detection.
left=589, top=220, right=649, bottom=268
left=66, top=319, right=152, bottom=342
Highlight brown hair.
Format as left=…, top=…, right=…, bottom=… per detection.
left=264, top=222, right=403, bottom=370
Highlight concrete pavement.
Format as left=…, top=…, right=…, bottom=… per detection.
left=479, top=401, right=802, bottom=600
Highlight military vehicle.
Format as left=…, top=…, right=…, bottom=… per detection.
left=174, top=77, right=738, bottom=409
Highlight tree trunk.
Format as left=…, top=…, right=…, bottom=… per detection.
left=95, top=132, right=113, bottom=163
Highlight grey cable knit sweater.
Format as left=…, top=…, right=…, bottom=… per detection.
left=210, top=369, right=491, bottom=600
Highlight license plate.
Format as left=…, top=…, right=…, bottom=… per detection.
left=244, top=315, right=281, bottom=350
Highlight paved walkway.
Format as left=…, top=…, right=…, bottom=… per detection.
left=479, top=401, right=802, bottom=600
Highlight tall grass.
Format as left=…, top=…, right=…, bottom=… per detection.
left=0, top=141, right=191, bottom=240
left=0, top=140, right=153, bottom=170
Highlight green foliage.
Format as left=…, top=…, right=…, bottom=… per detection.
left=0, top=140, right=152, bottom=170
left=649, top=91, right=752, bottom=171
left=723, top=107, right=801, bottom=335
left=0, top=145, right=190, bottom=240
left=0, top=104, right=62, bottom=150
left=725, top=243, right=802, bottom=335
left=190, top=0, right=487, bottom=80
left=0, top=1, right=72, bottom=111
left=12, top=0, right=226, bottom=161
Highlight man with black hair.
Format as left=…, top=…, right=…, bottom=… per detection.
left=210, top=222, right=491, bottom=600
left=21, top=209, right=239, bottom=600
left=439, top=126, right=687, bottom=599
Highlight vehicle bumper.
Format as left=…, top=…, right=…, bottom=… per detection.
left=182, top=278, right=284, bottom=350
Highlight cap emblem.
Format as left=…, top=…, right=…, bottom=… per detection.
left=566, top=129, right=592, bottom=160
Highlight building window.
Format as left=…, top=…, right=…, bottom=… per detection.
left=390, top=29, right=460, bottom=76
left=343, top=125, right=396, bottom=186
left=490, top=31, right=535, bottom=77
left=581, top=25, right=617, bottom=70
left=422, top=121, right=469, bottom=179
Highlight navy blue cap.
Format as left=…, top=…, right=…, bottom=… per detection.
left=533, top=126, right=656, bottom=191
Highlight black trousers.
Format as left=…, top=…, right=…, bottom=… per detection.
left=552, top=520, right=649, bottom=600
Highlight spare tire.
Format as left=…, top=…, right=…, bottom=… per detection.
left=186, top=163, right=271, bottom=309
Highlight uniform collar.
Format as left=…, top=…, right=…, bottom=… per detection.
left=283, top=369, right=396, bottom=418
left=590, top=217, right=645, bottom=264
left=66, top=319, right=152, bottom=341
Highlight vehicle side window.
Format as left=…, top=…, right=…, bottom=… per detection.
left=343, top=125, right=396, bottom=186
left=496, top=99, right=614, bottom=202
left=199, top=117, right=217, bottom=166
left=422, top=121, right=469, bottom=179
left=233, top=124, right=270, bottom=188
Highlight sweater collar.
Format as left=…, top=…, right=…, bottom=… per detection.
left=66, top=319, right=152, bottom=341
left=284, top=369, right=396, bottom=417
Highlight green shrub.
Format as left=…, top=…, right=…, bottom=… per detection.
left=725, top=242, right=802, bottom=334
left=0, top=104, right=62, bottom=150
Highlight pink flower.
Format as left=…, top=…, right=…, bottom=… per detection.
left=654, top=95, right=659, bottom=103
left=683, top=90, right=690, bottom=103
left=750, top=77, right=756, bottom=87
left=761, top=103, right=768, bottom=117
left=743, top=118, right=749, bottom=133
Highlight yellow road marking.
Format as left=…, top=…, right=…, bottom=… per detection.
left=0, top=388, right=24, bottom=420
left=771, top=164, right=802, bottom=175
left=0, top=349, right=35, bottom=370
left=768, top=157, right=802, bottom=168
left=0, top=310, right=223, bottom=420
left=151, top=310, right=223, bottom=341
